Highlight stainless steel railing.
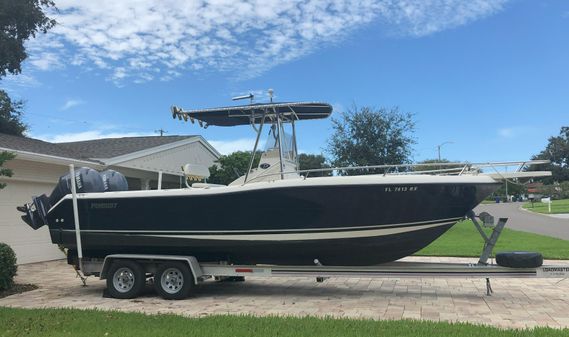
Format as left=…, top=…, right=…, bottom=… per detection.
left=242, top=160, right=550, bottom=184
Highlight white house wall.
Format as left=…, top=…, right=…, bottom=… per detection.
left=0, top=139, right=220, bottom=264
left=0, top=159, right=67, bottom=264
left=115, top=141, right=217, bottom=177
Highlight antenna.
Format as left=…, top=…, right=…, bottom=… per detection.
left=232, top=93, right=254, bottom=104
left=155, top=128, right=168, bottom=136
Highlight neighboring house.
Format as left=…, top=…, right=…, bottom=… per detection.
left=0, top=133, right=220, bottom=264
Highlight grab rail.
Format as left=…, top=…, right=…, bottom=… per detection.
left=242, top=160, right=550, bottom=184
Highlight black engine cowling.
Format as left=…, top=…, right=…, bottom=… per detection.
left=48, top=167, right=105, bottom=206
left=100, top=169, right=129, bottom=192
left=19, top=168, right=129, bottom=230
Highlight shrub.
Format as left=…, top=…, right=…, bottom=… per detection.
left=0, top=242, right=17, bottom=291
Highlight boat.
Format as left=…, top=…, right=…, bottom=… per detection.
left=18, top=97, right=550, bottom=266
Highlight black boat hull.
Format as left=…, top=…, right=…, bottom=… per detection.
left=45, top=179, right=499, bottom=266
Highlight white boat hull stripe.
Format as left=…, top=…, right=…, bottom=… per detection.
left=140, top=221, right=455, bottom=241
left=60, top=217, right=462, bottom=234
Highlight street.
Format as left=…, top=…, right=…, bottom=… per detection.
left=475, top=202, right=569, bottom=240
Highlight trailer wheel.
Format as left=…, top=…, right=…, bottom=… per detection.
left=496, top=251, right=543, bottom=268
left=154, top=262, right=193, bottom=300
left=107, top=260, right=145, bottom=299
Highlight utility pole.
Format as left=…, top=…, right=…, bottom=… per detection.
left=436, top=141, right=454, bottom=171
left=155, top=129, right=167, bottom=136
left=436, top=141, right=454, bottom=161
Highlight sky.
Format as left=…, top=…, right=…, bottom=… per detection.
left=2, top=0, right=568, bottom=163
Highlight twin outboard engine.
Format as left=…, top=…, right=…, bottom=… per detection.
left=18, top=168, right=128, bottom=230
left=100, top=169, right=129, bottom=192
left=48, top=167, right=105, bottom=207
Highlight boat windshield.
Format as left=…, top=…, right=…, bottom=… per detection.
left=265, top=124, right=296, bottom=161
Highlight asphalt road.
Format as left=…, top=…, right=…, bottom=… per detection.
left=475, top=202, right=569, bottom=240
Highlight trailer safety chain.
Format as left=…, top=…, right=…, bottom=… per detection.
left=74, top=265, right=88, bottom=287
left=59, top=246, right=88, bottom=286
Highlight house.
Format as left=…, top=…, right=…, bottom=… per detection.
left=0, top=133, right=220, bottom=264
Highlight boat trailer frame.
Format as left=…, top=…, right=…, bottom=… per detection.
left=66, top=164, right=569, bottom=297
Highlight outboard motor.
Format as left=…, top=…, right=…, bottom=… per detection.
left=48, top=167, right=105, bottom=207
left=18, top=167, right=105, bottom=230
left=100, top=169, right=128, bottom=192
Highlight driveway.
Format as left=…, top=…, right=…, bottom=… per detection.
left=475, top=202, right=569, bottom=240
left=2, top=257, right=569, bottom=329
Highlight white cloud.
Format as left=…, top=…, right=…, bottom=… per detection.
left=379, top=0, right=507, bottom=37
left=209, top=138, right=261, bottom=155
left=1, top=73, right=41, bottom=89
left=497, top=126, right=532, bottom=139
left=60, top=99, right=85, bottom=111
left=498, top=128, right=514, bottom=138
left=26, top=0, right=508, bottom=84
left=331, top=102, right=345, bottom=114
left=28, top=52, right=62, bottom=71
left=33, top=130, right=153, bottom=143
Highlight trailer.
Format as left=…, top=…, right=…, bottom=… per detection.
left=63, top=165, right=569, bottom=300
left=73, top=253, right=569, bottom=300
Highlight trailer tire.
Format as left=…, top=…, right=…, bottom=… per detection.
left=154, top=262, right=193, bottom=300
left=106, top=260, right=145, bottom=299
left=496, top=251, right=543, bottom=268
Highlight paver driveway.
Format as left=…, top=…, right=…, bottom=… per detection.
left=2, top=257, right=569, bottom=329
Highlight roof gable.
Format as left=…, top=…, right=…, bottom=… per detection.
left=0, top=133, right=219, bottom=170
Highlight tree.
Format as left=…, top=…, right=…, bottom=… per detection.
left=0, top=151, right=16, bottom=189
left=326, top=105, right=416, bottom=175
left=0, top=0, right=57, bottom=136
left=0, top=0, right=57, bottom=77
left=208, top=151, right=261, bottom=185
left=0, top=90, right=26, bottom=135
left=414, top=158, right=463, bottom=173
left=529, top=126, right=569, bottom=184
left=492, top=180, right=527, bottom=200
left=298, top=153, right=331, bottom=177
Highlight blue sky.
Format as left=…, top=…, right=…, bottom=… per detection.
left=2, top=0, right=568, bottom=163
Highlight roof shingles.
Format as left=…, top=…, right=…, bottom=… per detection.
left=57, top=135, right=196, bottom=159
left=0, top=134, right=197, bottom=161
left=0, top=133, right=85, bottom=160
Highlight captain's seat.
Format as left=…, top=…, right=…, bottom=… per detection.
left=182, top=164, right=226, bottom=188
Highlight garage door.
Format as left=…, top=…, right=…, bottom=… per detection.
left=0, top=180, right=64, bottom=264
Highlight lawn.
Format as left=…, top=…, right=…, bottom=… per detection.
left=416, top=220, right=569, bottom=259
left=522, top=199, right=569, bottom=214
left=0, top=307, right=567, bottom=337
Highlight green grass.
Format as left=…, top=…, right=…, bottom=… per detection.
left=0, top=307, right=566, bottom=337
left=416, top=220, right=569, bottom=259
left=522, top=199, right=569, bottom=214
